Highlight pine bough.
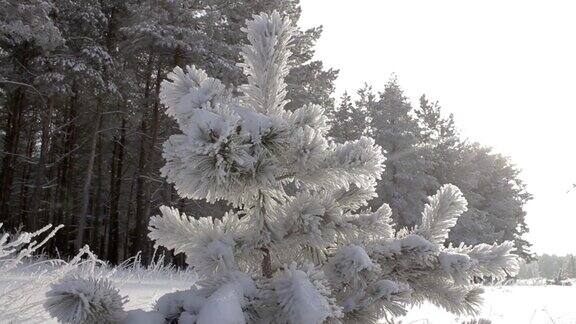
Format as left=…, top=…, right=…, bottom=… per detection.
left=44, top=11, right=519, bottom=324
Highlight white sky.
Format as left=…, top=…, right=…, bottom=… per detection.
left=299, top=0, right=576, bottom=256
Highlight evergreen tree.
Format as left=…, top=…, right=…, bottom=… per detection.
left=368, top=79, right=437, bottom=229
left=447, top=144, right=534, bottom=261
left=415, top=95, right=457, bottom=146
left=517, top=258, right=540, bottom=279
left=46, top=12, right=516, bottom=324
left=327, top=86, right=534, bottom=261
left=566, top=255, right=576, bottom=278
left=0, top=0, right=64, bottom=229
left=415, top=94, right=458, bottom=188
left=326, top=87, right=372, bottom=142
left=415, top=96, right=534, bottom=260
left=285, top=24, right=338, bottom=111
left=329, top=87, right=534, bottom=261
left=48, top=0, right=118, bottom=251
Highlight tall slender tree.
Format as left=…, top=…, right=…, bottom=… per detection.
left=369, top=79, right=437, bottom=228
left=326, top=86, right=373, bottom=142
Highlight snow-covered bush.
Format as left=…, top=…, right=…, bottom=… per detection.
left=0, top=223, right=62, bottom=271
left=43, top=11, right=519, bottom=324
left=0, top=223, right=63, bottom=322
left=45, top=276, right=126, bottom=324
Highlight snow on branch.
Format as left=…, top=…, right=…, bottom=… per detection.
left=239, top=11, right=295, bottom=116
left=416, top=184, right=468, bottom=244
left=331, top=183, right=378, bottom=212
left=290, top=136, right=385, bottom=191
left=347, top=204, right=395, bottom=240
left=160, top=65, right=229, bottom=128
left=457, top=241, right=520, bottom=279
left=412, top=279, right=483, bottom=316
left=272, top=263, right=342, bottom=324
left=152, top=271, right=258, bottom=323
left=341, top=279, right=412, bottom=321
left=288, top=104, right=330, bottom=135
left=0, top=223, right=63, bottom=270
left=325, top=244, right=380, bottom=285
left=149, top=206, right=249, bottom=277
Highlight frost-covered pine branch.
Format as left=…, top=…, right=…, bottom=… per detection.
left=416, top=184, right=468, bottom=245
left=44, top=11, right=520, bottom=324
left=149, top=206, right=248, bottom=277
left=0, top=224, right=63, bottom=322
left=0, top=223, right=63, bottom=270
left=238, top=12, right=295, bottom=115
left=271, top=263, right=342, bottom=323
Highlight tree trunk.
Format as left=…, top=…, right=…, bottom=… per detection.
left=74, top=102, right=102, bottom=250
left=18, top=127, right=35, bottom=226
left=52, top=84, right=80, bottom=255
left=91, top=127, right=104, bottom=254
left=0, top=87, right=26, bottom=226
left=28, top=97, right=53, bottom=230
left=124, top=174, right=136, bottom=261
left=131, top=53, right=155, bottom=258
left=133, top=57, right=162, bottom=262
left=255, top=190, right=274, bottom=278
left=0, top=44, right=32, bottom=227
left=107, top=108, right=127, bottom=264
left=133, top=118, right=148, bottom=258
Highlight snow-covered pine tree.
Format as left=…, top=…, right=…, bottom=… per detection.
left=414, top=95, right=534, bottom=262
left=145, top=11, right=519, bottom=323
left=44, top=11, right=520, bottom=324
left=368, top=78, right=438, bottom=229
left=327, top=87, right=373, bottom=143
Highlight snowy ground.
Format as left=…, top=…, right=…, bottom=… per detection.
left=117, top=282, right=576, bottom=324
left=400, top=285, right=576, bottom=324
left=118, top=282, right=576, bottom=324
left=2, top=268, right=575, bottom=323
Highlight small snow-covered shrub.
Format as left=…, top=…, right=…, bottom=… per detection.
left=0, top=223, right=63, bottom=322
left=0, top=223, right=62, bottom=270
left=38, top=245, right=199, bottom=324
left=44, top=276, right=126, bottom=324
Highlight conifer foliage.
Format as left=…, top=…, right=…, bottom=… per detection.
left=45, top=12, right=519, bottom=324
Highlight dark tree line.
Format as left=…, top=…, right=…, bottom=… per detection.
left=0, top=0, right=337, bottom=264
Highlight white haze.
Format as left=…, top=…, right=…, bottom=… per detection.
left=300, top=0, right=576, bottom=256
